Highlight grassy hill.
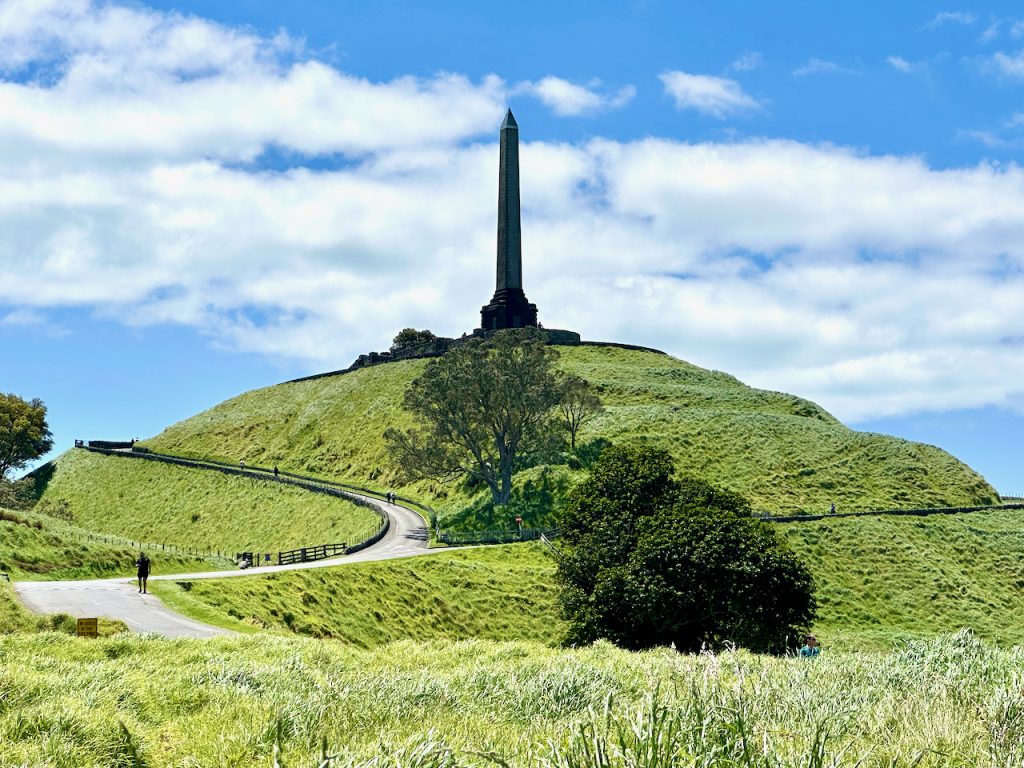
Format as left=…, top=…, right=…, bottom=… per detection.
left=122, top=344, right=995, bottom=525
left=152, top=543, right=561, bottom=645
left=0, top=503, right=228, bottom=580
left=152, top=507, right=1024, bottom=652
left=33, top=449, right=381, bottom=555
left=1, top=629, right=1021, bottom=766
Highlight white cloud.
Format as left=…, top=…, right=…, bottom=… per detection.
left=793, top=59, right=857, bottom=77
left=518, top=77, right=635, bottom=117
left=925, top=11, right=976, bottom=29
left=659, top=71, right=759, bottom=118
left=990, top=49, right=1024, bottom=77
left=1011, top=20, right=1024, bottom=38
left=980, top=20, right=1001, bottom=42
left=729, top=52, right=763, bottom=72
left=2, top=0, right=1024, bottom=426
left=888, top=56, right=913, bottom=72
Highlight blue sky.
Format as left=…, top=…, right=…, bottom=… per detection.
left=1, top=0, right=1022, bottom=493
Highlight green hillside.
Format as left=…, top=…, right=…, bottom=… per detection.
left=128, top=344, right=994, bottom=522
left=156, top=507, right=1024, bottom=652
left=152, top=543, right=561, bottom=644
left=0, top=503, right=227, bottom=580
left=35, top=450, right=381, bottom=554
left=782, top=507, right=1024, bottom=649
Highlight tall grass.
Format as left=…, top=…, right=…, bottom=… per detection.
left=1, top=630, right=1022, bottom=766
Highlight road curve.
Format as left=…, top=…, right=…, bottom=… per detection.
left=14, top=498, right=432, bottom=638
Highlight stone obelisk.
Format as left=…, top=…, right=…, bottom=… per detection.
left=480, top=109, right=538, bottom=331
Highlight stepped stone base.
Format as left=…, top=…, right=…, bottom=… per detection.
left=479, top=288, right=538, bottom=331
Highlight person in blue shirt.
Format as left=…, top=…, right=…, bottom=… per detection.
left=799, top=634, right=820, bottom=657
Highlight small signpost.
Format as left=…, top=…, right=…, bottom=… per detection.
left=76, top=618, right=99, bottom=638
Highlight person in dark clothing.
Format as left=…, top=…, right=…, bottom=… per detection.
left=136, top=551, right=151, bottom=593
left=273, top=466, right=279, bottom=478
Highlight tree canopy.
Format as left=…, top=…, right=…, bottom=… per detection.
left=557, top=444, right=816, bottom=653
left=385, top=330, right=564, bottom=506
left=391, top=328, right=437, bottom=350
left=557, top=373, right=604, bottom=452
left=0, top=393, right=54, bottom=480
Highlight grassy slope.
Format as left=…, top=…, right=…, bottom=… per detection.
left=0, top=505, right=228, bottom=580
left=1, top=630, right=1021, bottom=766
left=782, top=507, right=1024, bottom=650
left=134, top=345, right=995, bottom=519
left=152, top=543, right=561, bottom=645
left=37, top=449, right=380, bottom=554
left=159, top=509, right=1024, bottom=652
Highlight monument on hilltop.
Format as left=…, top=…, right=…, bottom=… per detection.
left=479, top=109, right=539, bottom=331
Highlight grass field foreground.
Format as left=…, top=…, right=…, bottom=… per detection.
left=34, top=449, right=382, bottom=554
left=1, top=630, right=1022, bottom=766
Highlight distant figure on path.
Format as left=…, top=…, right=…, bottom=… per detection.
left=136, top=551, right=151, bottom=594
left=830, top=502, right=836, bottom=514
left=273, top=466, right=279, bottom=478
left=239, top=460, right=245, bottom=469
left=799, top=634, right=820, bottom=658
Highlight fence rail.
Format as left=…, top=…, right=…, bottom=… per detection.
left=437, top=527, right=557, bottom=546
left=758, top=502, right=1024, bottom=524
left=77, top=444, right=394, bottom=564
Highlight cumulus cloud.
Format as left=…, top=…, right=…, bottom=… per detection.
left=2, top=0, right=1024, bottom=426
left=659, top=71, right=759, bottom=118
left=925, top=11, right=976, bottom=29
left=887, top=56, right=928, bottom=74
left=793, top=59, right=857, bottom=77
left=517, top=77, right=635, bottom=117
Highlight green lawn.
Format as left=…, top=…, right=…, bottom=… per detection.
left=152, top=543, right=562, bottom=645
left=0, top=629, right=1021, bottom=766
left=34, top=449, right=381, bottom=554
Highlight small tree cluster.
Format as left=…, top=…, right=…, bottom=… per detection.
left=557, top=445, right=816, bottom=653
left=391, top=328, right=437, bottom=350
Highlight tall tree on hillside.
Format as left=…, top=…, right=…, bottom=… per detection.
left=385, top=330, right=563, bottom=506
left=557, top=444, right=816, bottom=654
left=557, top=374, right=604, bottom=452
left=0, top=393, right=54, bottom=479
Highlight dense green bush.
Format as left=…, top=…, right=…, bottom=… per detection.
left=558, top=445, right=816, bottom=653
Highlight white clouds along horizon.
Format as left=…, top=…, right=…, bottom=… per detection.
left=2, top=0, right=1024, bottom=427
left=659, top=71, right=760, bottom=118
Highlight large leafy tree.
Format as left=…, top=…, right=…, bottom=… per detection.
left=385, top=329, right=563, bottom=506
left=557, top=444, right=816, bottom=653
left=0, top=393, right=54, bottom=480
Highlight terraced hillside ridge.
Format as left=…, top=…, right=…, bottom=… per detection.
left=121, top=344, right=995, bottom=522
left=35, top=449, right=381, bottom=554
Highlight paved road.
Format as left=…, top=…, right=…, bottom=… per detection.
left=14, top=498, right=432, bottom=638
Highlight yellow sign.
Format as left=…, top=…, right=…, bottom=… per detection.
left=76, top=618, right=99, bottom=638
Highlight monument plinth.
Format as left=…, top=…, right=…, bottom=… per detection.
left=480, top=109, right=538, bottom=331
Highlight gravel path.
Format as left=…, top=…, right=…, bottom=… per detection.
left=14, top=498, right=432, bottom=638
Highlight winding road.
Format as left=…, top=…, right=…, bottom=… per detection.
left=14, top=496, right=432, bottom=638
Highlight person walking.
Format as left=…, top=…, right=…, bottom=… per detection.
left=799, top=634, right=820, bottom=658
left=136, top=551, right=151, bottom=594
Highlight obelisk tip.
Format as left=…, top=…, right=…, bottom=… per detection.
left=501, top=109, right=517, bottom=130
